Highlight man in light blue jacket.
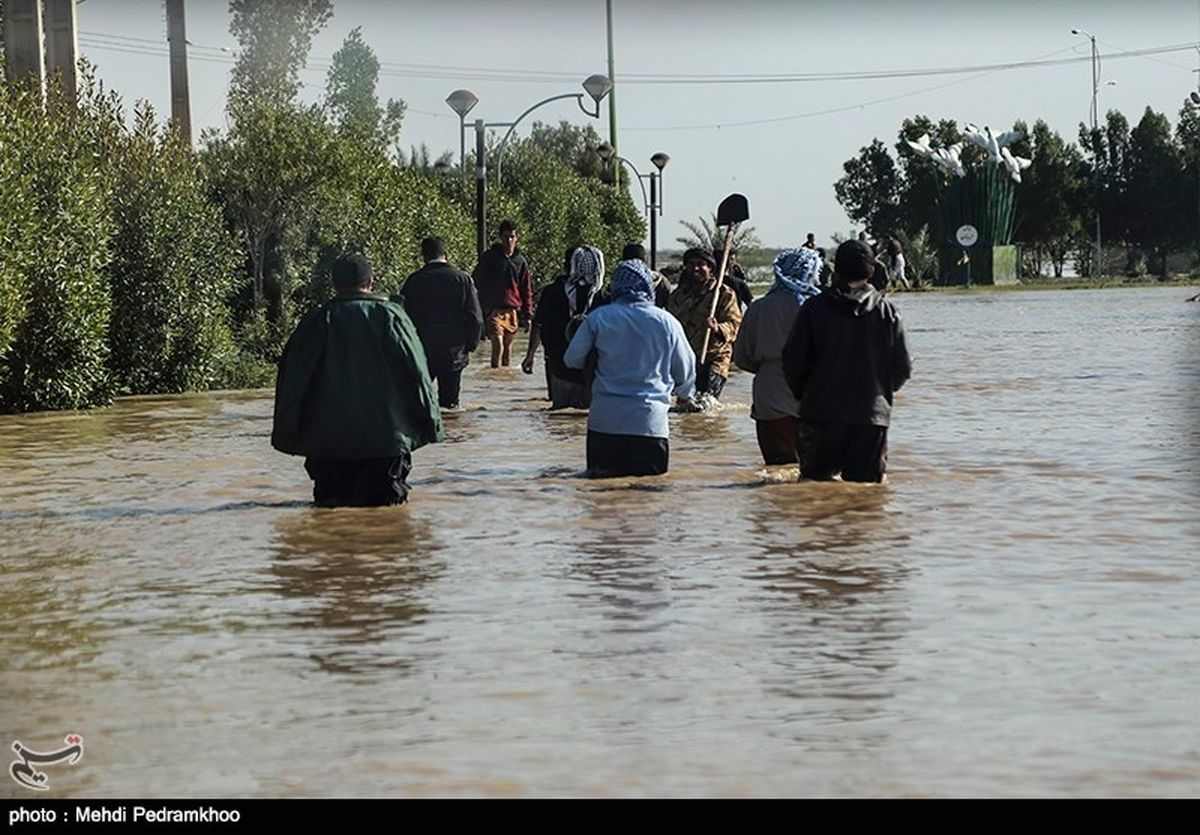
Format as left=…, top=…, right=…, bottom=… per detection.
left=563, top=259, right=696, bottom=477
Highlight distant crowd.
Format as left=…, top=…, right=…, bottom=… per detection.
left=271, top=220, right=912, bottom=506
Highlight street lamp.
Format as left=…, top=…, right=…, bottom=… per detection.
left=1072, top=27, right=1106, bottom=276
left=597, top=143, right=670, bottom=269
left=494, top=74, right=612, bottom=187
left=445, top=89, right=478, bottom=182
left=447, top=74, right=612, bottom=259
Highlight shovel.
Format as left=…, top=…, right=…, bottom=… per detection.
left=697, top=193, right=750, bottom=369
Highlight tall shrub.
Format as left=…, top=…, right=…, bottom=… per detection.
left=0, top=83, right=113, bottom=413
left=106, top=102, right=239, bottom=394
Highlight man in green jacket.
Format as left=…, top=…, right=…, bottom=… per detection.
left=271, top=254, right=444, bottom=506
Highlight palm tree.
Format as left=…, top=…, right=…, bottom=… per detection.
left=676, top=213, right=762, bottom=253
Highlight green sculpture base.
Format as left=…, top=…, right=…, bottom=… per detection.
left=936, top=245, right=1019, bottom=286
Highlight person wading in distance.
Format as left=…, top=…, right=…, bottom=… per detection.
left=473, top=219, right=533, bottom=368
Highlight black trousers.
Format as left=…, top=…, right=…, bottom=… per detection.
left=797, top=420, right=888, bottom=483
left=304, top=453, right=412, bottom=507
left=755, top=416, right=800, bottom=465
left=426, top=355, right=464, bottom=409
left=696, top=364, right=727, bottom=400
left=586, top=430, right=669, bottom=478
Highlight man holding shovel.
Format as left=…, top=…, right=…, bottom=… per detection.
left=667, top=247, right=741, bottom=401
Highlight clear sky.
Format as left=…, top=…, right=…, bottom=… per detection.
left=75, top=0, right=1200, bottom=248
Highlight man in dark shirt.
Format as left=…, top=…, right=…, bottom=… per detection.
left=521, top=245, right=607, bottom=409
left=396, top=237, right=483, bottom=410
left=472, top=219, right=533, bottom=368
left=781, top=239, right=912, bottom=483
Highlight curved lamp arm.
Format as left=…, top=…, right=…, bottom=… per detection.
left=495, top=92, right=597, bottom=187
left=614, top=156, right=649, bottom=211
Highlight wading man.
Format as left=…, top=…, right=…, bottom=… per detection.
left=564, top=259, right=695, bottom=477
left=397, top=237, right=484, bottom=410
left=734, top=247, right=822, bottom=465
left=473, top=219, right=533, bottom=368
left=272, top=254, right=443, bottom=506
left=667, top=247, right=742, bottom=401
left=522, top=244, right=607, bottom=409
left=781, top=239, right=912, bottom=483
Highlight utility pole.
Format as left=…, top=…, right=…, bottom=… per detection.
left=605, top=0, right=617, bottom=155
left=2, top=0, right=45, bottom=97
left=42, top=0, right=77, bottom=105
left=166, top=0, right=192, bottom=143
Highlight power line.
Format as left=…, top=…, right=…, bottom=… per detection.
left=78, top=29, right=1198, bottom=86
left=625, top=44, right=1083, bottom=132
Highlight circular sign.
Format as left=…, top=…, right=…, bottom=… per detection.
left=956, top=224, right=979, bottom=247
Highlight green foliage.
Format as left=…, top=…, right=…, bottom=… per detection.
left=834, top=138, right=902, bottom=237
left=228, top=0, right=332, bottom=107
left=495, top=138, right=645, bottom=289
left=325, top=27, right=406, bottom=152
left=105, top=102, right=239, bottom=394
left=0, top=81, right=113, bottom=412
left=675, top=213, right=761, bottom=254
left=894, top=226, right=938, bottom=286
left=202, top=96, right=339, bottom=332
left=1012, top=120, right=1085, bottom=277
left=527, top=120, right=608, bottom=180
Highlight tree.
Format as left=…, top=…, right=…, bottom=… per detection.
left=527, top=120, right=608, bottom=180
left=0, top=79, right=113, bottom=412
left=675, top=214, right=762, bottom=253
left=1175, top=98, right=1200, bottom=259
left=106, top=102, right=238, bottom=395
left=202, top=97, right=340, bottom=321
left=228, top=0, right=332, bottom=106
left=324, top=27, right=405, bottom=151
left=1079, top=109, right=1133, bottom=272
left=1125, top=106, right=1186, bottom=276
left=834, top=139, right=901, bottom=237
left=1013, top=120, right=1085, bottom=276
left=405, top=142, right=453, bottom=175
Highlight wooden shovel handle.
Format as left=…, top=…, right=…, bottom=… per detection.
left=698, top=224, right=737, bottom=367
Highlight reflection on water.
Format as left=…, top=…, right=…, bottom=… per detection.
left=1, top=287, right=1198, bottom=797
left=269, top=510, right=442, bottom=677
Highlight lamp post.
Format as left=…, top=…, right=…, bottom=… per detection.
left=1072, top=27, right=1105, bottom=277
left=494, top=74, right=612, bottom=188
left=447, top=75, right=612, bottom=259
left=445, top=89, right=478, bottom=182
left=1193, top=86, right=1200, bottom=264
left=597, top=143, right=670, bottom=269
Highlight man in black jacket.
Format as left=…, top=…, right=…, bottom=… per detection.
left=781, top=239, right=912, bottom=483
left=396, top=237, right=484, bottom=410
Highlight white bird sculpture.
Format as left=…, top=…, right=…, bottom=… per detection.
left=932, top=142, right=966, bottom=178
left=999, top=146, right=1033, bottom=183
left=963, top=123, right=1024, bottom=164
left=905, top=133, right=935, bottom=158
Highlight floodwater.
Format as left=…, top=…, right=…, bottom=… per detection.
left=2, top=286, right=1198, bottom=798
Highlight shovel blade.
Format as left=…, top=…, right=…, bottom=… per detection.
left=716, top=193, right=750, bottom=226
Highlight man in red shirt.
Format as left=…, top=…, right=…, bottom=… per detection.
left=472, top=219, right=534, bottom=368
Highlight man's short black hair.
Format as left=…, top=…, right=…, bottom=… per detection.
left=498, top=219, right=518, bottom=235
left=332, top=253, right=373, bottom=291
left=622, top=243, right=647, bottom=262
left=421, top=237, right=448, bottom=261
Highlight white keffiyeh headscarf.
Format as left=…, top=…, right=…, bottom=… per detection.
left=566, top=245, right=605, bottom=316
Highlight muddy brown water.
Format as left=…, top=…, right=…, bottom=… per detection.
left=2, top=286, right=1198, bottom=797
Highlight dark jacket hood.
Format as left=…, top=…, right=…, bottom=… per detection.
left=828, top=281, right=882, bottom=316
